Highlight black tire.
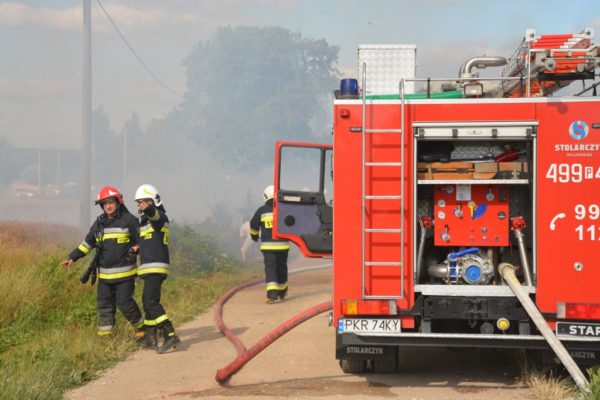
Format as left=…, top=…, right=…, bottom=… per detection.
left=339, top=359, right=366, bottom=374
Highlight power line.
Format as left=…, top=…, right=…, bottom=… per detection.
left=95, top=0, right=183, bottom=98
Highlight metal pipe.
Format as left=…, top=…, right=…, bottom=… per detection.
left=498, top=263, right=589, bottom=391
left=416, top=216, right=431, bottom=283
left=510, top=217, right=533, bottom=287
left=513, top=229, right=533, bottom=286
left=427, top=262, right=448, bottom=280
left=459, top=56, right=508, bottom=79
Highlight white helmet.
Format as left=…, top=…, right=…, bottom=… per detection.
left=135, top=184, right=162, bottom=206
left=263, top=184, right=275, bottom=201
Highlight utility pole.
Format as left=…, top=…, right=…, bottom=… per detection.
left=80, top=0, right=92, bottom=228
left=123, top=129, right=127, bottom=188
left=56, top=148, right=61, bottom=189
left=37, top=149, right=42, bottom=192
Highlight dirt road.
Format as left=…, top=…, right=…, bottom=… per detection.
left=66, top=260, right=532, bottom=400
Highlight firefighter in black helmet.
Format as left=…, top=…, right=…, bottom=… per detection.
left=61, top=186, right=144, bottom=338
left=134, top=184, right=180, bottom=353
left=250, top=185, right=290, bottom=303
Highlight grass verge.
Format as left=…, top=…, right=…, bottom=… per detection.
left=0, top=221, right=261, bottom=400
left=519, top=350, right=600, bottom=400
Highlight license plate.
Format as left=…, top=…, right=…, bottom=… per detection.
left=556, top=322, right=600, bottom=337
left=338, top=318, right=401, bottom=336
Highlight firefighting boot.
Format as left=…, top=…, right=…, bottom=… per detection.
left=156, top=324, right=180, bottom=354
left=266, top=290, right=279, bottom=304
left=277, top=287, right=288, bottom=301
left=143, top=327, right=158, bottom=350
left=134, top=328, right=146, bottom=345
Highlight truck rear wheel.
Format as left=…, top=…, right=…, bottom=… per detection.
left=339, top=359, right=366, bottom=374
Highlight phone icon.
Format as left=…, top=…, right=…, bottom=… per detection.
left=549, top=213, right=566, bottom=231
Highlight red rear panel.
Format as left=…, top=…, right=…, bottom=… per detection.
left=332, top=97, right=600, bottom=324
left=536, top=102, right=600, bottom=313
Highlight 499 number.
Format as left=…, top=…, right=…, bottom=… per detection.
left=546, top=163, right=600, bottom=183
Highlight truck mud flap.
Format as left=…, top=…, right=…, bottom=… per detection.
left=336, top=334, right=396, bottom=360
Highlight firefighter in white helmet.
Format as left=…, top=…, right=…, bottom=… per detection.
left=249, top=184, right=290, bottom=303
left=134, top=184, right=180, bottom=353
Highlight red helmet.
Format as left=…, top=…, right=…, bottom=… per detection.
left=95, top=186, right=124, bottom=205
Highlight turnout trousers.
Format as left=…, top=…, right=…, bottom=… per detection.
left=96, top=278, right=143, bottom=335
left=142, top=274, right=174, bottom=333
left=263, top=250, right=289, bottom=300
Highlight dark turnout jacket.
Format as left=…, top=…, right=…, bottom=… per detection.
left=249, top=199, right=290, bottom=251
left=137, top=204, right=170, bottom=277
left=69, top=206, right=139, bottom=281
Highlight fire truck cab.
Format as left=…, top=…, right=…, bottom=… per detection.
left=273, top=28, right=600, bottom=373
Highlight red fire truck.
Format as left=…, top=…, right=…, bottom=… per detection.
left=272, top=28, right=600, bottom=373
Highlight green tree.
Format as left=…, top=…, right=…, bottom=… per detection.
left=180, top=26, right=339, bottom=169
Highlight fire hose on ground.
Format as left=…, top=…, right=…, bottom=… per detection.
left=499, top=262, right=589, bottom=391
left=214, top=264, right=333, bottom=384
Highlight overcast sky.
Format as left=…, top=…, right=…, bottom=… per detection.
left=1, top=0, right=599, bottom=150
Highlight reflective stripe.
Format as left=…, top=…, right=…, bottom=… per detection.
left=140, top=223, right=169, bottom=235
left=98, top=269, right=137, bottom=280
left=260, top=242, right=290, bottom=251
left=161, top=226, right=170, bottom=245
left=137, top=267, right=169, bottom=275
left=97, top=325, right=113, bottom=336
left=133, top=317, right=144, bottom=330
left=139, top=262, right=169, bottom=269
left=103, top=227, right=130, bottom=234
left=138, top=262, right=169, bottom=275
left=98, top=265, right=137, bottom=280
left=98, top=325, right=113, bottom=331
left=99, top=265, right=136, bottom=274
left=102, top=232, right=130, bottom=243
left=148, top=208, right=160, bottom=221
left=140, top=225, right=169, bottom=243
left=276, top=282, right=288, bottom=291
left=261, top=213, right=274, bottom=229
left=249, top=228, right=259, bottom=235
left=145, top=314, right=169, bottom=326
left=140, top=226, right=154, bottom=238
left=266, top=282, right=279, bottom=291
left=260, top=212, right=273, bottom=221
left=78, top=243, right=91, bottom=254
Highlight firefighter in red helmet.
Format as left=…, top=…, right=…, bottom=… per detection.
left=250, top=185, right=290, bottom=303
left=61, top=186, right=144, bottom=339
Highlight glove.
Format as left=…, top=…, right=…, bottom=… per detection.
left=127, top=247, right=139, bottom=265
left=90, top=268, right=97, bottom=286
